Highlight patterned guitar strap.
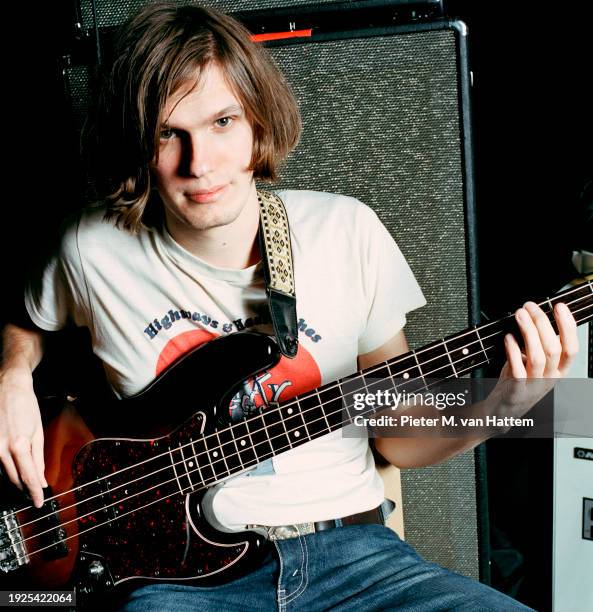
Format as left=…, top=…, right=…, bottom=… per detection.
left=256, top=189, right=299, bottom=359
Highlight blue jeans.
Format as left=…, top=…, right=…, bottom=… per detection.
left=118, top=524, right=533, bottom=611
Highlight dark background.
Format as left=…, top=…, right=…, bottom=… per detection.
left=448, top=0, right=592, bottom=311
left=449, top=3, right=591, bottom=608
left=3, top=2, right=591, bottom=610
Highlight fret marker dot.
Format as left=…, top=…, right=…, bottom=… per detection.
left=188, top=461, right=194, bottom=467
left=213, top=451, right=218, bottom=458
left=240, top=440, right=246, bottom=446
left=294, top=431, right=300, bottom=437
left=287, top=408, right=293, bottom=414
left=403, top=372, right=410, bottom=379
left=462, top=348, right=469, bottom=355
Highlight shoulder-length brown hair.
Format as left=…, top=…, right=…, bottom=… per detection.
left=86, top=1, right=301, bottom=232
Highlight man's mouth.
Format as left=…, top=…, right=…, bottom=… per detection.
left=186, top=185, right=227, bottom=203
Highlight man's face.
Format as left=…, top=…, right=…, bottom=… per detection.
left=151, top=62, right=255, bottom=234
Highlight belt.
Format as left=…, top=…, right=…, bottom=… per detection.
left=260, top=505, right=386, bottom=541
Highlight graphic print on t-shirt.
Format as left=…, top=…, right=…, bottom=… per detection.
left=156, top=328, right=322, bottom=422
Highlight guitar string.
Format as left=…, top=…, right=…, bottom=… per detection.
left=7, top=337, right=500, bottom=544
left=20, top=290, right=592, bottom=567
left=9, top=299, right=592, bottom=561
left=5, top=290, right=592, bottom=541
left=13, top=355, right=496, bottom=563
left=8, top=283, right=590, bottom=526
left=5, top=293, right=592, bottom=547
left=10, top=311, right=593, bottom=564
left=3, top=288, right=588, bottom=540
left=8, top=283, right=590, bottom=525
left=9, top=289, right=591, bottom=535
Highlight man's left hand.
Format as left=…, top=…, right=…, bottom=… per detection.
left=488, top=301, right=579, bottom=419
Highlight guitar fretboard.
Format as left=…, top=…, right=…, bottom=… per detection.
left=167, top=280, right=593, bottom=489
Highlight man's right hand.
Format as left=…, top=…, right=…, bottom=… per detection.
left=0, top=368, right=47, bottom=508
left=1, top=323, right=47, bottom=507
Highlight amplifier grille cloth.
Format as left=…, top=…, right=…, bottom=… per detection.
left=80, top=0, right=358, bottom=29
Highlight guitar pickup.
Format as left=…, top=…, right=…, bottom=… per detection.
left=34, top=486, right=69, bottom=561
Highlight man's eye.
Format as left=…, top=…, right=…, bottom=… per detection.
left=160, top=128, right=176, bottom=140
left=215, top=117, right=233, bottom=128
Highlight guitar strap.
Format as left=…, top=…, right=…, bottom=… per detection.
left=256, top=189, right=299, bottom=359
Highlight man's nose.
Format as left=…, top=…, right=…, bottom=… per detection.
left=182, top=133, right=211, bottom=178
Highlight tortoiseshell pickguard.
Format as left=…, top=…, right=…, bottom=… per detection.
left=70, top=410, right=268, bottom=588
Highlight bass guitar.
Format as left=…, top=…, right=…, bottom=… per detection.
left=1, top=279, right=591, bottom=606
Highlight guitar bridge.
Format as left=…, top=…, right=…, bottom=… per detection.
left=0, top=509, right=29, bottom=573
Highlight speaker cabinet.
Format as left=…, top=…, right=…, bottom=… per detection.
left=267, top=20, right=481, bottom=581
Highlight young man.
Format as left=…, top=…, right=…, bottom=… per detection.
left=0, top=3, right=578, bottom=610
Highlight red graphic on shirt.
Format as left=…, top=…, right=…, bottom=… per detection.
left=156, top=328, right=218, bottom=375
left=156, top=330, right=321, bottom=421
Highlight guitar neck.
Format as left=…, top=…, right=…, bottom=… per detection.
left=232, top=280, right=593, bottom=459
left=184, top=280, right=593, bottom=487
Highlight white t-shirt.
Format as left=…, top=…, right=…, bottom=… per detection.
left=25, top=190, right=426, bottom=529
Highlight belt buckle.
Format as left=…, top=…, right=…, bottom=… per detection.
left=267, top=522, right=315, bottom=540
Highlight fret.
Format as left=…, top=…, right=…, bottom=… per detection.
left=230, top=421, right=258, bottom=468
left=318, top=384, right=343, bottom=430
left=177, top=441, right=201, bottom=491
left=336, top=379, right=359, bottom=424
left=246, top=414, right=273, bottom=462
left=442, top=339, right=459, bottom=378
left=579, top=283, right=593, bottom=326
left=191, top=437, right=214, bottom=485
left=444, top=330, right=487, bottom=372
left=262, top=406, right=292, bottom=453
left=340, top=373, right=364, bottom=421
left=203, top=431, right=229, bottom=481
left=280, top=402, right=310, bottom=445
left=297, top=393, right=330, bottom=438
left=415, top=342, right=454, bottom=380
left=214, top=430, right=231, bottom=474
left=474, top=326, right=489, bottom=364
left=541, top=297, right=554, bottom=317
left=315, top=390, right=331, bottom=430
left=388, top=354, right=424, bottom=392
left=216, top=427, right=243, bottom=473
left=542, top=297, right=561, bottom=335
left=412, top=350, right=427, bottom=388
left=167, top=445, right=186, bottom=494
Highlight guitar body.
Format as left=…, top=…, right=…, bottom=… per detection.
left=1, top=332, right=280, bottom=604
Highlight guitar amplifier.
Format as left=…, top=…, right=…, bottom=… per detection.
left=62, top=0, right=484, bottom=581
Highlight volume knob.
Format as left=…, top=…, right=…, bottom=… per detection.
left=88, top=560, right=105, bottom=579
